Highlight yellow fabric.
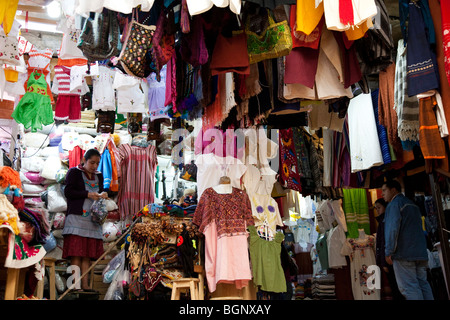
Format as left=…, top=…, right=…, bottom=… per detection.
left=4, top=69, right=18, bottom=82
left=344, top=18, right=373, bottom=41
left=0, top=0, right=19, bottom=35
left=296, top=0, right=324, bottom=36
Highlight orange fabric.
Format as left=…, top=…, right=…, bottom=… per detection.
left=0, top=0, right=19, bottom=35
left=0, top=166, right=22, bottom=192
left=57, top=58, right=88, bottom=67
left=108, top=141, right=119, bottom=192
left=378, top=63, right=403, bottom=155
left=419, top=96, right=446, bottom=159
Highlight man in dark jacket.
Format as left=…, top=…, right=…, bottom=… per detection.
left=382, top=180, right=434, bottom=300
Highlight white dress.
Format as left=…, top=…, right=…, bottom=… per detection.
left=341, top=235, right=380, bottom=300
left=347, top=92, right=384, bottom=172
left=91, top=65, right=116, bottom=111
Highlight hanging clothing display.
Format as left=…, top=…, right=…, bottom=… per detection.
left=342, top=188, right=370, bottom=238
left=406, top=2, right=439, bottom=97
left=379, top=62, right=405, bottom=156
left=342, top=233, right=380, bottom=300
left=295, top=0, right=324, bottom=36
left=323, top=0, right=377, bottom=32
left=186, top=0, right=242, bottom=16
left=278, top=128, right=302, bottom=192
left=394, top=39, right=420, bottom=150
left=91, top=65, right=116, bottom=111
left=442, top=1, right=450, bottom=87
left=113, top=69, right=148, bottom=114
left=52, top=65, right=88, bottom=122
left=418, top=93, right=446, bottom=160
left=117, top=144, right=157, bottom=224
left=147, top=64, right=169, bottom=121
left=347, top=92, right=384, bottom=173
left=11, top=71, right=54, bottom=132
left=193, top=186, right=254, bottom=292
left=25, top=46, right=54, bottom=103
left=195, top=152, right=247, bottom=199
left=0, top=0, right=19, bottom=36
left=248, top=225, right=286, bottom=293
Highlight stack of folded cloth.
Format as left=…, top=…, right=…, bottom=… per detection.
left=311, top=274, right=336, bottom=300
left=68, top=110, right=96, bottom=128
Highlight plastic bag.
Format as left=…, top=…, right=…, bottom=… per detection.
left=104, top=253, right=129, bottom=300
left=47, top=184, right=67, bottom=212
left=43, top=232, right=57, bottom=252
left=102, top=221, right=122, bottom=242
left=52, top=212, right=66, bottom=229
left=91, top=198, right=108, bottom=225
left=55, top=169, right=68, bottom=184
left=40, top=156, right=62, bottom=180
left=102, top=250, right=125, bottom=283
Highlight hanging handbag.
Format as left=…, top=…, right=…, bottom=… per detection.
left=128, top=246, right=146, bottom=298
left=77, top=9, right=120, bottom=62
left=244, top=8, right=293, bottom=64
left=119, top=9, right=156, bottom=79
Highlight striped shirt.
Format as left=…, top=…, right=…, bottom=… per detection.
left=117, top=144, right=157, bottom=225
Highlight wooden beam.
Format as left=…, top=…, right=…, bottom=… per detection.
left=17, top=4, right=46, bottom=14
left=15, top=15, right=58, bottom=25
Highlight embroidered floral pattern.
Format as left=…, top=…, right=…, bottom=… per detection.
left=193, top=187, right=254, bottom=237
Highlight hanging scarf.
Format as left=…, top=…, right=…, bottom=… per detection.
left=339, top=0, right=354, bottom=26
left=394, top=39, right=420, bottom=150
left=442, top=1, right=450, bottom=87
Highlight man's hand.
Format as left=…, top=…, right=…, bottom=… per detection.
left=386, top=255, right=393, bottom=265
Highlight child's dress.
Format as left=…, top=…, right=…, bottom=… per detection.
left=11, top=70, right=54, bottom=132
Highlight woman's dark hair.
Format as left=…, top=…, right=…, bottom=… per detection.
left=382, top=179, right=401, bottom=192
left=375, top=198, right=387, bottom=207
left=84, top=148, right=101, bottom=161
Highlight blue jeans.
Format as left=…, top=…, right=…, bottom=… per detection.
left=392, top=259, right=434, bottom=300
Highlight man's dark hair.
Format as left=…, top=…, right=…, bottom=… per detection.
left=375, top=198, right=387, bottom=207
left=84, top=148, right=101, bottom=161
left=383, top=179, right=401, bottom=192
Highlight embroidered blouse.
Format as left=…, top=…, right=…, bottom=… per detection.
left=193, top=187, right=254, bottom=238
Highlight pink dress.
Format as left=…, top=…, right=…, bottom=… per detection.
left=193, top=187, right=254, bottom=292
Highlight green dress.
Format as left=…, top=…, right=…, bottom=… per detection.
left=248, top=225, right=286, bottom=293
left=11, top=71, right=54, bottom=132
